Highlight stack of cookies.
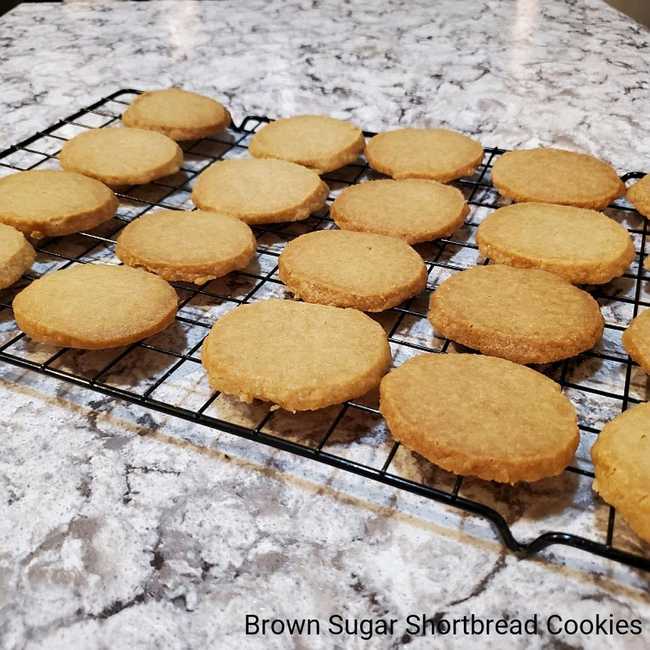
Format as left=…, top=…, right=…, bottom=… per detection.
left=2, top=87, right=648, bottom=545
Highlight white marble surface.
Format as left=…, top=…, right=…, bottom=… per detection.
left=1, top=1, right=650, bottom=649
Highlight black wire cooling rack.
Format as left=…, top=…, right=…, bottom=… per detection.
left=0, top=89, right=649, bottom=572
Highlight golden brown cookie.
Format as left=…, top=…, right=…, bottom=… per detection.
left=622, top=309, right=650, bottom=373
left=0, top=170, right=118, bottom=239
left=122, top=88, right=231, bottom=141
left=365, top=128, right=483, bottom=182
left=627, top=174, right=650, bottom=219
left=116, top=209, right=255, bottom=284
left=591, top=403, right=650, bottom=543
left=192, top=158, right=328, bottom=224
left=201, top=298, right=391, bottom=411
left=59, top=127, right=183, bottom=187
left=491, top=148, right=624, bottom=209
left=0, top=224, right=35, bottom=289
left=331, top=179, right=468, bottom=244
left=249, top=115, right=364, bottom=174
left=278, top=230, right=426, bottom=311
left=13, top=264, right=177, bottom=349
left=476, top=203, right=634, bottom=284
left=380, top=353, right=579, bottom=483
left=428, top=265, right=603, bottom=364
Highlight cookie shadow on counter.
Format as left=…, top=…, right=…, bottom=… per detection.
left=392, top=444, right=581, bottom=517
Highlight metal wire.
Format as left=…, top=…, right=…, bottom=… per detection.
left=0, top=89, right=648, bottom=572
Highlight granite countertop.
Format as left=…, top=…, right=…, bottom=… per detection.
left=1, top=1, right=650, bottom=649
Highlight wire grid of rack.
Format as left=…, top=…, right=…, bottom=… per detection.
left=0, top=89, right=648, bottom=572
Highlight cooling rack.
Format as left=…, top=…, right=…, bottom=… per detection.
left=0, top=89, right=648, bottom=572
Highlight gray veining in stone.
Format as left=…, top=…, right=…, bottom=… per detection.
left=0, top=1, right=649, bottom=649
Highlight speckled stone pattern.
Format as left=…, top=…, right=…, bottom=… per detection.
left=1, top=0, right=649, bottom=172
left=0, top=1, right=649, bottom=649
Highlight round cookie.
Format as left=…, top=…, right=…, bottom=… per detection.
left=428, top=265, right=604, bottom=364
left=380, top=353, right=579, bottom=484
left=491, top=148, right=624, bottom=209
left=627, top=174, right=650, bottom=219
left=0, top=224, right=35, bottom=289
left=591, top=403, right=650, bottom=543
left=116, top=209, right=256, bottom=284
left=622, top=309, right=650, bottom=374
left=0, top=170, right=118, bottom=239
left=192, top=159, right=328, bottom=224
left=249, top=115, right=364, bottom=174
left=331, top=179, right=468, bottom=244
left=13, top=264, right=178, bottom=349
left=59, top=127, right=183, bottom=187
left=476, top=203, right=635, bottom=284
left=278, top=230, right=427, bottom=311
left=122, top=88, right=231, bottom=141
left=201, top=299, right=391, bottom=411
left=365, top=128, right=483, bottom=182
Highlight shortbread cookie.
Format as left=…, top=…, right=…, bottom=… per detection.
left=279, top=230, right=426, bottom=311
left=491, top=148, right=624, bottom=209
left=13, top=264, right=177, bottom=349
left=122, top=88, right=231, bottom=141
left=0, top=170, right=118, bottom=238
left=429, top=265, right=603, bottom=364
left=380, top=353, right=579, bottom=483
left=331, top=179, right=468, bottom=244
left=622, top=309, right=650, bottom=373
left=59, top=127, right=183, bottom=187
left=249, top=115, right=364, bottom=174
left=627, top=174, right=650, bottom=218
left=0, top=224, right=35, bottom=289
left=116, top=209, right=255, bottom=284
left=365, top=128, right=483, bottom=182
left=477, top=203, right=634, bottom=284
left=202, top=299, right=391, bottom=411
left=192, top=159, right=328, bottom=224
left=591, top=403, right=650, bottom=543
